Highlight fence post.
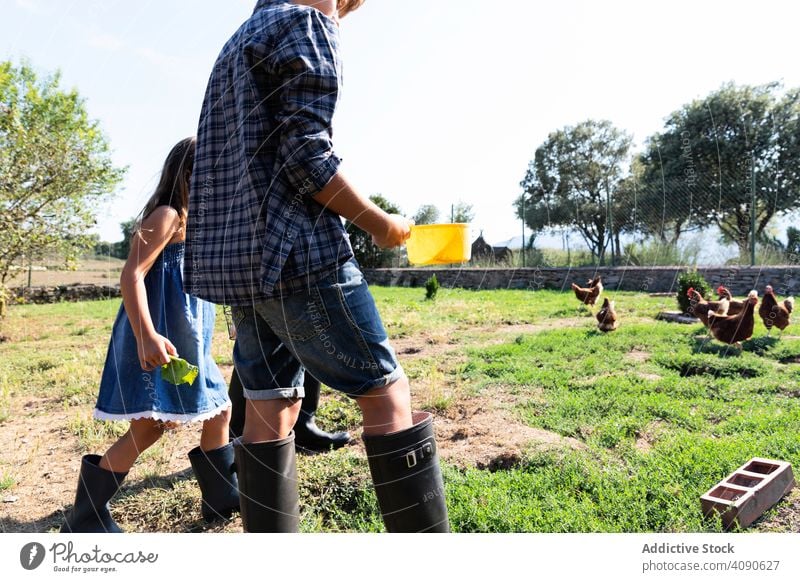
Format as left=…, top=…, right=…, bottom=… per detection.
left=521, top=194, right=526, bottom=268
left=750, top=153, right=756, bottom=267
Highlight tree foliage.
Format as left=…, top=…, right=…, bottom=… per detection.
left=413, top=204, right=439, bottom=225
left=517, top=120, right=632, bottom=265
left=0, top=61, right=124, bottom=299
left=635, top=83, right=800, bottom=257
left=345, top=194, right=403, bottom=268
left=451, top=201, right=475, bottom=224
left=93, top=218, right=137, bottom=259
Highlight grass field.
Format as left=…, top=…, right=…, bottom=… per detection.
left=5, top=256, right=125, bottom=287
left=1, top=287, right=799, bottom=532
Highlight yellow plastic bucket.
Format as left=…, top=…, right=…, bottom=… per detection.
left=406, top=223, right=471, bottom=266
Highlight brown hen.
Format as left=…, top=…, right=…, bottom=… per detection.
left=571, top=276, right=603, bottom=307
left=716, top=286, right=744, bottom=316
left=596, top=297, right=618, bottom=332
left=707, top=291, right=758, bottom=347
left=758, top=285, right=794, bottom=337
left=686, top=287, right=727, bottom=327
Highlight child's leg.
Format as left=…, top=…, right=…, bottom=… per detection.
left=200, top=406, right=232, bottom=451
left=99, top=419, right=165, bottom=473
left=243, top=398, right=301, bottom=443
left=356, top=375, right=412, bottom=436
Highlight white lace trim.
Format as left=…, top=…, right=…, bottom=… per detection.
left=93, top=402, right=230, bottom=423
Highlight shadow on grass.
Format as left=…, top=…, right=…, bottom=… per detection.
left=0, top=510, right=66, bottom=534
left=742, top=336, right=780, bottom=355
left=2, top=467, right=237, bottom=534
left=691, top=337, right=743, bottom=357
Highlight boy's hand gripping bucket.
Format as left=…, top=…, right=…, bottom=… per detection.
left=406, top=223, right=471, bottom=266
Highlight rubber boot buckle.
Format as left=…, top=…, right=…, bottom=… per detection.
left=405, top=450, right=418, bottom=468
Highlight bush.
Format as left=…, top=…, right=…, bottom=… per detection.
left=676, top=270, right=710, bottom=314
left=425, top=275, right=440, bottom=300
left=623, top=240, right=701, bottom=267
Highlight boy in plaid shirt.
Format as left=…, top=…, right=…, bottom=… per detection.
left=186, top=0, right=449, bottom=532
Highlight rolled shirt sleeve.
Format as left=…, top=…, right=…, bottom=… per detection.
left=269, top=9, right=342, bottom=198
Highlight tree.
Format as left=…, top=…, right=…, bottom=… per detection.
left=413, top=204, right=439, bottom=225
left=516, top=120, right=633, bottom=265
left=345, top=194, right=403, bottom=268
left=0, top=61, right=124, bottom=314
left=451, top=201, right=474, bottom=224
left=786, top=227, right=800, bottom=260
left=93, top=218, right=137, bottom=259
left=616, top=157, right=701, bottom=246
left=636, top=83, right=800, bottom=258
left=114, top=218, right=138, bottom=259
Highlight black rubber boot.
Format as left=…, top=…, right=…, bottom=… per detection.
left=233, top=434, right=299, bottom=533
left=294, top=376, right=351, bottom=451
left=188, top=443, right=240, bottom=523
left=362, top=412, right=450, bottom=533
left=228, top=369, right=246, bottom=440
left=60, top=454, right=127, bottom=533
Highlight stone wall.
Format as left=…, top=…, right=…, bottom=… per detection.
left=363, top=266, right=800, bottom=296
left=9, top=265, right=800, bottom=304
left=10, top=283, right=121, bottom=304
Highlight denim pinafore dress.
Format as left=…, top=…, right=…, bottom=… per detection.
left=93, top=242, right=230, bottom=422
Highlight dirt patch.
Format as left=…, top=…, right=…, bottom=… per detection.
left=634, top=421, right=666, bottom=453
left=424, top=386, right=586, bottom=470
left=626, top=350, right=651, bottom=363
left=0, top=396, right=229, bottom=533
left=754, top=488, right=800, bottom=532
left=390, top=319, right=590, bottom=361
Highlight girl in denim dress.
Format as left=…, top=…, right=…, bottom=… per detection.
left=60, top=138, right=238, bottom=533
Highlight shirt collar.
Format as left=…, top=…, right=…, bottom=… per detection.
left=253, top=0, right=288, bottom=14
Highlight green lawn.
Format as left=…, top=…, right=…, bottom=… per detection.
left=1, top=287, right=798, bottom=532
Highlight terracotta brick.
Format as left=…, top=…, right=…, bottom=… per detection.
left=701, top=458, right=795, bottom=530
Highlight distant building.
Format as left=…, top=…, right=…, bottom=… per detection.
left=471, top=233, right=513, bottom=264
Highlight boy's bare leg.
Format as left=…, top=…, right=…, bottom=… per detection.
left=243, top=398, right=302, bottom=443
left=357, top=375, right=413, bottom=436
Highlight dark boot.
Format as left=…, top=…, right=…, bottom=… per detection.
left=233, top=434, right=299, bottom=533
left=362, top=412, right=450, bottom=533
left=188, top=443, right=240, bottom=523
left=60, top=454, right=127, bottom=533
left=228, top=368, right=246, bottom=440
left=294, top=376, right=351, bottom=451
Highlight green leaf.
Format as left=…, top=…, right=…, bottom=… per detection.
left=161, top=355, right=199, bottom=386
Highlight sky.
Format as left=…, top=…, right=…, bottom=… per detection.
left=3, top=0, right=800, bottom=248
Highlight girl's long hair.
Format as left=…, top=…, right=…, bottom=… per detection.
left=140, top=137, right=196, bottom=228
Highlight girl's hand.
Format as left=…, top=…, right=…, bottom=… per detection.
left=138, top=333, right=178, bottom=371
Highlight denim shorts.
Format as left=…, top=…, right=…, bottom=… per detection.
left=230, top=259, right=404, bottom=400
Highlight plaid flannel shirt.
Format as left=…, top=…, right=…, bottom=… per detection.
left=184, top=0, right=353, bottom=304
